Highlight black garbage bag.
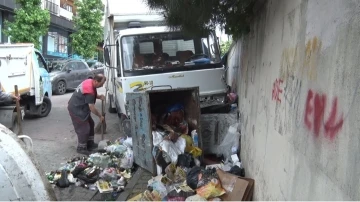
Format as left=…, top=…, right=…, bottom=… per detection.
left=177, top=153, right=194, bottom=168
left=76, top=168, right=100, bottom=184
left=71, top=164, right=87, bottom=177
left=153, top=146, right=170, bottom=174
left=186, top=166, right=201, bottom=189
left=228, top=165, right=245, bottom=177
left=56, top=170, right=70, bottom=188
left=167, top=189, right=195, bottom=199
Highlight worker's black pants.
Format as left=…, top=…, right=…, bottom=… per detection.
left=69, top=113, right=95, bottom=150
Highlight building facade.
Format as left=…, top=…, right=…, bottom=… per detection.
left=0, top=0, right=77, bottom=60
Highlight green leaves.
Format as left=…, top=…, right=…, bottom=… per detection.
left=3, top=0, right=50, bottom=49
left=71, top=0, right=103, bottom=59
left=220, top=40, right=232, bottom=57
left=146, top=0, right=255, bottom=39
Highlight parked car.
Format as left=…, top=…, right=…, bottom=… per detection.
left=87, top=61, right=105, bottom=75
left=49, top=59, right=94, bottom=95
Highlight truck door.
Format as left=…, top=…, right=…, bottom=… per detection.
left=35, top=51, right=52, bottom=99
left=31, top=51, right=43, bottom=105
left=126, top=92, right=156, bottom=175
left=114, top=40, right=126, bottom=114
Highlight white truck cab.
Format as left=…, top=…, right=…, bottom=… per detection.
left=103, top=0, right=227, bottom=132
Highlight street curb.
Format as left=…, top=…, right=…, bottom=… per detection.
left=117, top=168, right=145, bottom=201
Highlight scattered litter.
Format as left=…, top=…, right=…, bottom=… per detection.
left=45, top=136, right=135, bottom=200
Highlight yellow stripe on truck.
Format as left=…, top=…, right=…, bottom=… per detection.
left=129, top=81, right=144, bottom=89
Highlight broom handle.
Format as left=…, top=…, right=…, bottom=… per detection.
left=101, top=99, right=105, bottom=139
left=14, top=85, right=22, bottom=135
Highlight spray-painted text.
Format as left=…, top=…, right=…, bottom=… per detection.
left=304, top=89, right=344, bottom=139
left=272, top=79, right=284, bottom=103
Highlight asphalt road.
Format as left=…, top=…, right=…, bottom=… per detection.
left=22, top=87, right=122, bottom=173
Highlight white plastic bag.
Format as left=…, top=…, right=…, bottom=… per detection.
left=120, top=147, right=134, bottom=169
left=159, top=140, right=182, bottom=163
left=98, top=139, right=110, bottom=150
left=216, top=123, right=240, bottom=159
left=152, top=131, right=164, bottom=147
left=149, top=180, right=168, bottom=199
left=123, top=137, right=133, bottom=148
left=105, top=144, right=127, bottom=154
left=174, top=137, right=186, bottom=153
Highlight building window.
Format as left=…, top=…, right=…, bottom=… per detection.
left=63, top=4, right=73, bottom=12
left=47, top=32, right=68, bottom=57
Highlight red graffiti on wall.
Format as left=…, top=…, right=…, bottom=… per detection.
left=272, top=79, right=284, bottom=103
left=304, top=89, right=344, bottom=139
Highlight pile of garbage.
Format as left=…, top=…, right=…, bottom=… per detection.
left=46, top=137, right=134, bottom=198
left=129, top=155, right=247, bottom=201
left=128, top=103, right=251, bottom=201
left=151, top=103, right=202, bottom=175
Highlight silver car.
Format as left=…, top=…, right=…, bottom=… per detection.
left=49, top=59, right=94, bottom=95
left=88, top=61, right=105, bottom=75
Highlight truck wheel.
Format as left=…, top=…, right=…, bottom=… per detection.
left=108, top=96, right=117, bottom=114
left=55, top=81, right=66, bottom=95
left=38, top=96, right=52, bottom=117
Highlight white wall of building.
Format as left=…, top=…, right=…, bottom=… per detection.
left=228, top=0, right=360, bottom=200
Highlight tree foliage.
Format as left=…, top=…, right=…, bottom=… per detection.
left=3, top=0, right=50, bottom=49
left=145, top=0, right=255, bottom=39
left=71, top=0, right=103, bottom=59
left=220, top=40, right=232, bottom=57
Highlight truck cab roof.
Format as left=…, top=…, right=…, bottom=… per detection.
left=117, top=26, right=174, bottom=37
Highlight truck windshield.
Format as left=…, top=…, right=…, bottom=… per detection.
left=121, top=31, right=221, bottom=74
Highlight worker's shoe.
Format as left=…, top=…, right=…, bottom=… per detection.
left=87, top=141, right=98, bottom=151
left=77, top=146, right=91, bottom=156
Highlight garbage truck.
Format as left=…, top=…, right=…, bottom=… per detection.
left=103, top=0, right=228, bottom=133
left=0, top=43, right=52, bottom=133
left=0, top=123, right=56, bottom=200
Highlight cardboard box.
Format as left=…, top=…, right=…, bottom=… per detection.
left=216, top=169, right=255, bottom=201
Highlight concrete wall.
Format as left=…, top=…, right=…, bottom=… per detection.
left=232, top=0, right=360, bottom=200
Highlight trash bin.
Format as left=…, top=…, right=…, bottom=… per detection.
left=126, top=87, right=202, bottom=175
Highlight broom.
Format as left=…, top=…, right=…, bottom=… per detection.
left=95, top=99, right=107, bottom=138
left=95, top=68, right=110, bottom=138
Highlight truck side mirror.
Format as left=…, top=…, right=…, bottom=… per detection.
left=67, top=69, right=71, bottom=73
left=104, top=46, right=110, bottom=67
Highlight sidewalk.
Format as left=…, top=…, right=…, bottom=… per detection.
left=117, top=168, right=152, bottom=201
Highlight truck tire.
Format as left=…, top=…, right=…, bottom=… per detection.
left=108, top=95, right=117, bottom=114
left=38, top=96, right=52, bottom=117
left=55, top=81, right=66, bottom=95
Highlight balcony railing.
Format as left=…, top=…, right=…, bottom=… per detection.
left=59, top=7, right=73, bottom=21
left=44, top=0, right=59, bottom=15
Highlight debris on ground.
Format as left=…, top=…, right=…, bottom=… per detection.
left=45, top=136, right=134, bottom=200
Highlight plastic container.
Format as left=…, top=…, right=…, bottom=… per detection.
left=191, top=130, right=199, bottom=147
